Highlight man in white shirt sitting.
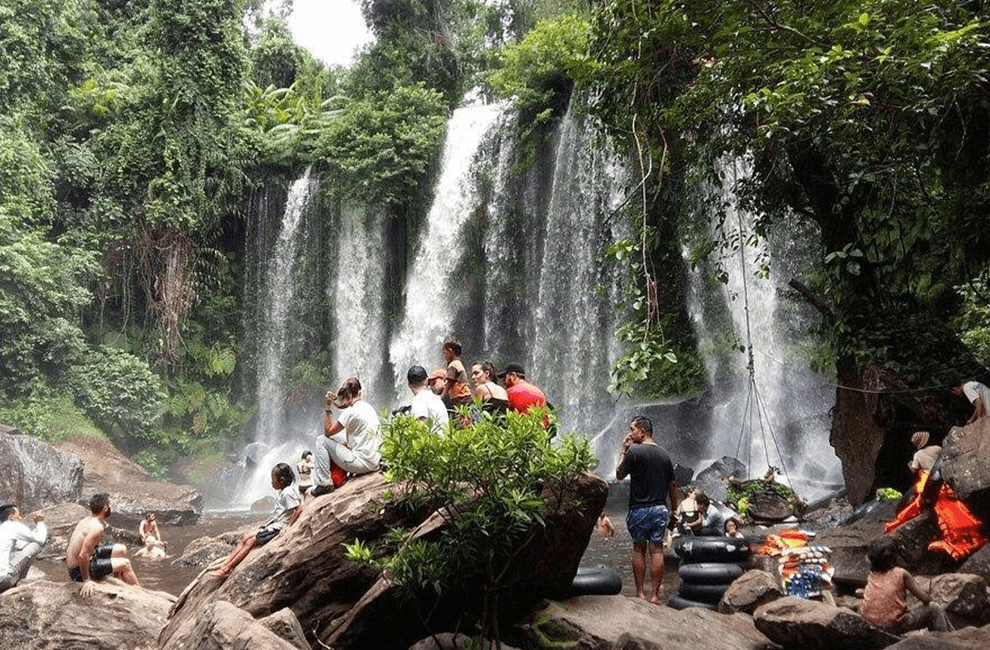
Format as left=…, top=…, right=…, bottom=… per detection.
left=0, top=504, right=48, bottom=593
left=407, top=365, right=449, bottom=434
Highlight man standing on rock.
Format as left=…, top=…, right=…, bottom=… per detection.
left=66, top=493, right=139, bottom=596
left=615, top=415, right=679, bottom=604
left=0, top=504, right=47, bottom=593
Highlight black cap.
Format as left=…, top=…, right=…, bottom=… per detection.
left=407, top=365, right=428, bottom=383
left=497, top=362, right=525, bottom=377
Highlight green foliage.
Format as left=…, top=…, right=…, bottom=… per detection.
left=0, top=394, right=106, bottom=444
left=951, top=270, right=990, bottom=370
left=317, top=84, right=448, bottom=206
left=0, top=0, right=87, bottom=120
left=345, top=407, right=595, bottom=639
left=0, top=211, right=97, bottom=392
left=876, top=487, right=902, bottom=502
left=250, top=17, right=306, bottom=89
left=67, top=346, right=166, bottom=448
left=588, top=0, right=990, bottom=382
left=487, top=14, right=594, bottom=123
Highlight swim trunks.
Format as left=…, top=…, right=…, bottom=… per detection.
left=626, top=504, right=669, bottom=544
left=67, top=544, right=116, bottom=581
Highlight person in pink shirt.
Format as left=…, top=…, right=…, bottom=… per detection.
left=860, top=542, right=951, bottom=634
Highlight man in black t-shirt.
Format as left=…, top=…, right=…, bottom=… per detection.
left=616, top=415, right=679, bottom=604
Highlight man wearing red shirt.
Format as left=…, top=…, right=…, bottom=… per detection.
left=497, top=362, right=547, bottom=415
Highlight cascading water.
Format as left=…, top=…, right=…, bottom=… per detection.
left=530, top=111, right=628, bottom=434
left=389, top=103, right=506, bottom=394
left=330, top=204, right=389, bottom=403
left=686, top=159, right=841, bottom=500
left=256, top=168, right=314, bottom=445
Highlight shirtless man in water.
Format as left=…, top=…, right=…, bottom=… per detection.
left=66, top=493, right=139, bottom=596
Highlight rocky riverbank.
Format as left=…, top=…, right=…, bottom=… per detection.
left=3, top=420, right=990, bottom=649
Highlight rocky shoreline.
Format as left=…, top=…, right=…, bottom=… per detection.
left=2, top=420, right=990, bottom=649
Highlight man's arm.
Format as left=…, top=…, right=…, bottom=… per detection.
left=904, top=572, right=931, bottom=604
left=324, top=411, right=343, bottom=437
left=77, top=527, right=102, bottom=582
left=615, top=434, right=633, bottom=481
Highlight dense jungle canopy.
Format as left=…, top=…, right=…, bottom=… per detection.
left=2, top=0, right=990, bottom=488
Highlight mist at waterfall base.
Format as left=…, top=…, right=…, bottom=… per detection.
left=213, top=101, right=842, bottom=509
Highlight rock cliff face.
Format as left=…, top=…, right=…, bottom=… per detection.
left=0, top=579, right=174, bottom=650
left=0, top=426, right=83, bottom=512
left=56, top=435, right=202, bottom=526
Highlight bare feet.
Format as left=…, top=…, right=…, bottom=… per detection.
left=209, top=567, right=230, bottom=578
left=650, top=595, right=662, bottom=605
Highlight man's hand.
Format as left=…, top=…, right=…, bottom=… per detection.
left=324, top=391, right=336, bottom=411
left=80, top=580, right=96, bottom=598
left=33, top=512, right=45, bottom=524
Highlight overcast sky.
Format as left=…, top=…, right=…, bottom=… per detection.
left=286, top=0, right=374, bottom=67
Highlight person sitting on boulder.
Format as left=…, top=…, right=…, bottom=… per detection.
left=951, top=380, right=990, bottom=424
left=66, top=493, right=139, bottom=597
left=860, top=541, right=952, bottom=634
left=211, top=463, right=300, bottom=578
left=311, top=377, right=381, bottom=497
left=0, top=504, right=48, bottom=593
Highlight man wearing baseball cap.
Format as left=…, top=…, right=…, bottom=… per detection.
left=497, top=362, right=547, bottom=415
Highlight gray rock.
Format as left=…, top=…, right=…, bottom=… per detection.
left=160, top=601, right=309, bottom=650
left=883, top=625, right=990, bottom=649
left=0, top=578, right=174, bottom=650
left=696, top=456, right=747, bottom=502
left=56, top=436, right=202, bottom=526
left=928, top=573, right=990, bottom=627
left=960, top=543, right=990, bottom=585
left=260, top=607, right=312, bottom=650
left=939, top=420, right=990, bottom=502
left=323, top=472, right=609, bottom=650
left=161, top=471, right=607, bottom=650
left=516, top=594, right=776, bottom=650
left=718, top=569, right=784, bottom=615
left=753, top=596, right=900, bottom=650
left=0, top=428, right=83, bottom=512
left=409, top=633, right=521, bottom=650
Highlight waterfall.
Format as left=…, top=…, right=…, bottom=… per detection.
left=389, top=103, right=506, bottom=395
left=256, top=168, right=315, bottom=444
left=530, top=111, right=628, bottom=433
left=330, top=204, right=389, bottom=402
left=686, top=159, right=841, bottom=498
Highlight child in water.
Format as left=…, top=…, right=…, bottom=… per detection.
left=211, top=463, right=300, bottom=578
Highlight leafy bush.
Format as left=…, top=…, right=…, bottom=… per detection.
left=487, top=14, right=594, bottom=122
left=345, top=406, right=595, bottom=640
left=0, top=393, right=105, bottom=444
left=68, top=346, right=166, bottom=449
left=317, top=83, right=447, bottom=206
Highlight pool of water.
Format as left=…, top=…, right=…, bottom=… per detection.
left=34, top=490, right=680, bottom=602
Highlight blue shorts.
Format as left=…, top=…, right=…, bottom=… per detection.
left=626, top=504, right=669, bottom=545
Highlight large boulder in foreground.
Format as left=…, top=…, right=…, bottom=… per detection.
left=718, top=569, right=784, bottom=615
left=161, top=471, right=608, bottom=650
left=515, top=594, right=776, bottom=650
left=0, top=579, right=174, bottom=650
left=0, top=425, right=83, bottom=512
left=159, top=472, right=432, bottom=649
left=324, top=472, right=607, bottom=649
left=57, top=435, right=202, bottom=526
left=160, top=601, right=311, bottom=650
left=753, top=596, right=899, bottom=650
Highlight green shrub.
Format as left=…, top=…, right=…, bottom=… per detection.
left=345, top=406, right=595, bottom=640
left=68, top=346, right=165, bottom=449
